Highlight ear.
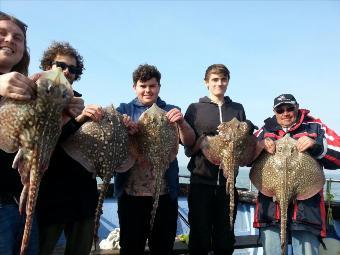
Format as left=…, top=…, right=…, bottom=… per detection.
left=204, top=80, right=209, bottom=90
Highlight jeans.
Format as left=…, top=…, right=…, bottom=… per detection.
left=0, top=203, right=39, bottom=255
left=260, top=226, right=320, bottom=255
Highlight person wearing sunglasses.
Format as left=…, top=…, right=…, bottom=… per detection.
left=36, top=41, right=103, bottom=255
left=252, top=94, right=327, bottom=255
left=0, top=11, right=39, bottom=255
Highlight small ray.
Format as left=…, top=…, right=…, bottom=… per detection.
left=201, top=118, right=256, bottom=230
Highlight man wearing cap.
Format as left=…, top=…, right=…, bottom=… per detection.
left=252, top=94, right=327, bottom=255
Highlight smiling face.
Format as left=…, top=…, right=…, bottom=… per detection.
left=133, top=77, right=160, bottom=106
left=274, top=103, right=299, bottom=128
left=205, top=73, right=229, bottom=100
left=0, top=20, right=25, bottom=73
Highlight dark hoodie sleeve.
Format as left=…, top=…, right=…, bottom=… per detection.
left=238, top=105, right=247, bottom=122
left=184, top=104, right=195, bottom=132
left=58, top=118, right=82, bottom=142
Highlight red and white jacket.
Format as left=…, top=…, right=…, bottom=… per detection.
left=253, top=109, right=327, bottom=237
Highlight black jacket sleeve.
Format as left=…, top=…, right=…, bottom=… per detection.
left=58, top=118, right=82, bottom=142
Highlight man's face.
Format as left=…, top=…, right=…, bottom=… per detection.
left=50, top=54, right=77, bottom=84
left=205, top=73, right=229, bottom=98
left=0, top=20, right=25, bottom=72
left=133, top=77, right=160, bottom=106
left=274, top=104, right=299, bottom=128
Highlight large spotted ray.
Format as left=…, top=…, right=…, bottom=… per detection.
left=135, top=103, right=179, bottom=230
left=0, top=68, right=72, bottom=255
left=201, top=118, right=256, bottom=229
left=61, top=105, right=134, bottom=248
left=250, top=135, right=325, bottom=255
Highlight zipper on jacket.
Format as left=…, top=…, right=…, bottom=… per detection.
left=218, top=105, right=223, bottom=123
left=217, top=104, right=223, bottom=186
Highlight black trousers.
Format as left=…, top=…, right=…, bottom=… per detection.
left=118, top=193, right=178, bottom=255
left=188, top=183, right=238, bottom=255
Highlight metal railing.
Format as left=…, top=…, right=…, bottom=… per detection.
left=179, top=175, right=340, bottom=194
left=326, top=179, right=340, bottom=184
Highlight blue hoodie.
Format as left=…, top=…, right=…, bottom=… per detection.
left=115, top=97, right=180, bottom=200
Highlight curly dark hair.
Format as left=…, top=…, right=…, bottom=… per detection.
left=132, top=64, right=161, bottom=86
left=40, top=41, right=84, bottom=81
left=0, top=11, right=30, bottom=76
left=204, top=64, right=230, bottom=82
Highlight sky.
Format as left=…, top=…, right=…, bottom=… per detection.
left=1, top=0, right=340, bottom=167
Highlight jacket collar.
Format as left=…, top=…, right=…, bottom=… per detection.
left=199, top=96, right=232, bottom=105
left=264, top=109, right=310, bottom=132
left=131, top=97, right=167, bottom=108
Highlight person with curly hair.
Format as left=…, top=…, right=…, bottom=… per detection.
left=36, top=41, right=103, bottom=255
left=0, top=11, right=39, bottom=255
left=39, top=41, right=84, bottom=83
left=115, top=64, right=196, bottom=255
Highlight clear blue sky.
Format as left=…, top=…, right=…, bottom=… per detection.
left=1, top=1, right=339, bottom=167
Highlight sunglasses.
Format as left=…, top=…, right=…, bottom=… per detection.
left=275, top=106, right=296, bottom=114
left=52, top=61, right=80, bottom=75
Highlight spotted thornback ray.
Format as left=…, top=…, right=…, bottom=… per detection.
left=61, top=105, right=134, bottom=248
left=0, top=68, right=72, bottom=255
left=136, top=103, right=179, bottom=230
left=201, top=118, right=256, bottom=230
left=250, top=135, right=325, bottom=255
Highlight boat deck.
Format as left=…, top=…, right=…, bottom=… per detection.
left=53, top=187, right=340, bottom=255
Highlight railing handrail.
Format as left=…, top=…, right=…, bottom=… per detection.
left=179, top=175, right=340, bottom=192
left=326, top=179, right=340, bottom=183
left=179, top=175, right=190, bottom=178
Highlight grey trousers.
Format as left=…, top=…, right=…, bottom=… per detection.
left=38, top=217, right=95, bottom=255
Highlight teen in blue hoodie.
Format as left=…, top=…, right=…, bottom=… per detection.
left=115, top=64, right=195, bottom=255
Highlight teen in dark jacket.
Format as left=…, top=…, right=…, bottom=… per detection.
left=253, top=94, right=327, bottom=255
left=184, top=64, right=247, bottom=255
left=36, top=41, right=103, bottom=255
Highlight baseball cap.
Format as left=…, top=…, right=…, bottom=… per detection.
left=273, top=94, right=298, bottom=109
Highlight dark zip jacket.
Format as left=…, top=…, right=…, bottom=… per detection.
left=184, top=96, right=246, bottom=186
left=253, top=109, right=327, bottom=237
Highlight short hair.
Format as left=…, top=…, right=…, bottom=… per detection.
left=132, top=64, right=161, bottom=86
left=0, top=11, right=30, bottom=76
left=40, top=41, right=84, bottom=81
left=204, top=64, right=230, bottom=81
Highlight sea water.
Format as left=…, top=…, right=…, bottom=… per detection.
left=179, top=167, right=340, bottom=201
